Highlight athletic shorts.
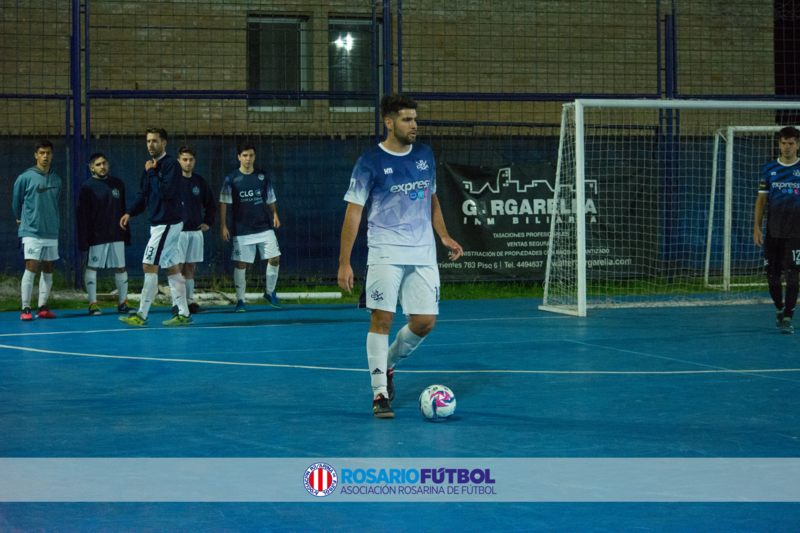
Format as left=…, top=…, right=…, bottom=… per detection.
left=22, top=237, right=59, bottom=262
left=177, top=230, right=204, bottom=264
left=232, top=231, right=280, bottom=263
left=143, top=222, right=183, bottom=268
left=365, top=264, right=440, bottom=315
left=88, top=241, right=125, bottom=269
left=764, top=234, right=800, bottom=276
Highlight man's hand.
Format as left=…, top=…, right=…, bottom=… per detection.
left=754, top=226, right=764, bottom=248
left=441, top=236, right=463, bottom=261
left=199, top=223, right=209, bottom=232
left=221, top=226, right=231, bottom=242
left=120, top=214, right=130, bottom=229
left=145, top=159, right=157, bottom=171
left=273, top=213, right=281, bottom=229
left=338, top=264, right=354, bottom=294
left=16, top=219, right=21, bottom=225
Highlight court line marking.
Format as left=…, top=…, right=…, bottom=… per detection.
left=2, top=343, right=800, bottom=375
left=567, top=339, right=800, bottom=384
left=0, top=315, right=564, bottom=338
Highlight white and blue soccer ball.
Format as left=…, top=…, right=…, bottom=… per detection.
left=419, top=385, right=456, bottom=420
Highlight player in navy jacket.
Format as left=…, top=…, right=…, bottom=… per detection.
left=754, top=126, right=800, bottom=333
left=119, top=128, right=192, bottom=327
left=76, top=152, right=134, bottom=316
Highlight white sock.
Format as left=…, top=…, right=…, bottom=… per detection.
left=138, top=273, right=158, bottom=319
left=115, top=272, right=128, bottom=304
left=168, top=274, right=189, bottom=317
left=85, top=269, right=98, bottom=303
left=38, top=272, right=53, bottom=308
left=234, top=268, right=246, bottom=301
left=21, top=270, right=35, bottom=310
left=266, top=263, right=279, bottom=294
left=185, top=279, right=195, bottom=304
left=367, top=332, right=389, bottom=398
left=387, top=325, right=425, bottom=368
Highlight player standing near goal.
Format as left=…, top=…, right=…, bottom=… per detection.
left=119, top=128, right=192, bottom=327
left=12, top=139, right=61, bottom=321
left=76, top=152, right=135, bottom=316
left=754, top=126, right=800, bottom=334
left=338, top=94, right=463, bottom=419
left=170, top=145, right=216, bottom=316
left=219, top=142, right=282, bottom=313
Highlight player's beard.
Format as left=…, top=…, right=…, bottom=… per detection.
left=395, top=131, right=416, bottom=146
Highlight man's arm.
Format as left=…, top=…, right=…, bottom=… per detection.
left=219, top=202, right=230, bottom=241
left=431, top=193, right=463, bottom=261
left=338, top=202, right=364, bottom=293
left=12, top=175, right=26, bottom=223
left=267, top=202, right=280, bottom=229
left=754, top=193, right=768, bottom=248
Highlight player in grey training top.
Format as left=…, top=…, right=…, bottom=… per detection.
left=12, top=139, right=62, bottom=321
left=338, top=94, right=463, bottom=419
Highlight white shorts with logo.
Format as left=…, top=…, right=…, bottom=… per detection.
left=232, top=230, right=280, bottom=263
left=365, top=264, right=440, bottom=315
left=88, top=241, right=125, bottom=269
left=22, top=237, right=59, bottom=262
left=177, top=230, right=204, bottom=264
left=143, top=222, right=183, bottom=268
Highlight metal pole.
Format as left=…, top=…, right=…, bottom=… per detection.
left=575, top=100, right=587, bottom=317
left=71, top=0, right=83, bottom=289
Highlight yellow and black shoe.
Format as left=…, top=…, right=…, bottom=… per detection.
left=372, top=393, right=394, bottom=419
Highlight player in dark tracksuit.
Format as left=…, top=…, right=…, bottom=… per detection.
left=76, top=152, right=134, bottom=316
left=754, top=126, right=800, bottom=334
left=119, top=127, right=192, bottom=327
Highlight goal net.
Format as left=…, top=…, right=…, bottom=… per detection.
left=540, top=100, right=800, bottom=316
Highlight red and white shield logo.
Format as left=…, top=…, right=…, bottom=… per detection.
left=303, top=462, right=338, bottom=497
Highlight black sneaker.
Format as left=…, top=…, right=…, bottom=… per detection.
left=372, top=394, right=394, bottom=419
left=172, top=305, right=179, bottom=317
left=387, top=368, right=395, bottom=402
left=779, top=316, right=794, bottom=334
left=188, top=302, right=207, bottom=314
left=777, top=309, right=784, bottom=328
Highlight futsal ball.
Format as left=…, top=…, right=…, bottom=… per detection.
left=419, top=385, right=456, bottom=420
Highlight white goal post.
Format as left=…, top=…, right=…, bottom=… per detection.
left=540, top=99, right=800, bottom=317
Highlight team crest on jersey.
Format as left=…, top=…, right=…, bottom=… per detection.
left=258, top=174, right=265, bottom=181
left=112, top=188, right=120, bottom=199
left=794, top=170, right=800, bottom=177
left=192, top=186, right=200, bottom=196
left=416, top=160, right=429, bottom=171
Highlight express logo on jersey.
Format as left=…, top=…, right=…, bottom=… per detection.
left=390, top=180, right=430, bottom=197
left=303, top=463, right=338, bottom=497
left=192, top=186, right=200, bottom=196
left=112, top=188, right=120, bottom=199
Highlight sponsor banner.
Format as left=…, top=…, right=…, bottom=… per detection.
left=3, top=458, right=800, bottom=502
left=436, top=162, right=640, bottom=280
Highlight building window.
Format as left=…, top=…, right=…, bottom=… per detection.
left=328, top=18, right=382, bottom=111
left=247, top=16, right=309, bottom=110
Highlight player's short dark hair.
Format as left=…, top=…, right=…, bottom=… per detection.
left=177, top=145, right=195, bottom=157
left=778, top=127, right=800, bottom=142
left=381, top=94, right=417, bottom=119
left=34, top=139, right=53, bottom=152
left=238, top=141, right=256, bottom=155
left=146, top=127, right=168, bottom=141
left=88, top=152, right=106, bottom=166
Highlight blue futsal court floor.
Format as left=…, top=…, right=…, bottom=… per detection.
left=1, top=298, right=800, bottom=530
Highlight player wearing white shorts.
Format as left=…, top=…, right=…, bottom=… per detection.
left=12, top=139, right=62, bottom=321
left=170, top=145, right=216, bottom=316
left=220, top=142, right=282, bottom=313
left=119, top=128, right=192, bottom=327
left=338, top=94, right=463, bottom=419
left=76, top=152, right=135, bottom=316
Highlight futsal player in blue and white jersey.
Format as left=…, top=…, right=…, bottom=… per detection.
left=219, top=142, right=282, bottom=313
left=76, top=152, right=134, bottom=316
left=754, top=126, right=800, bottom=333
left=119, top=128, right=192, bottom=327
left=171, top=145, right=216, bottom=316
left=12, top=139, right=61, bottom=321
left=338, top=94, right=463, bottom=419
